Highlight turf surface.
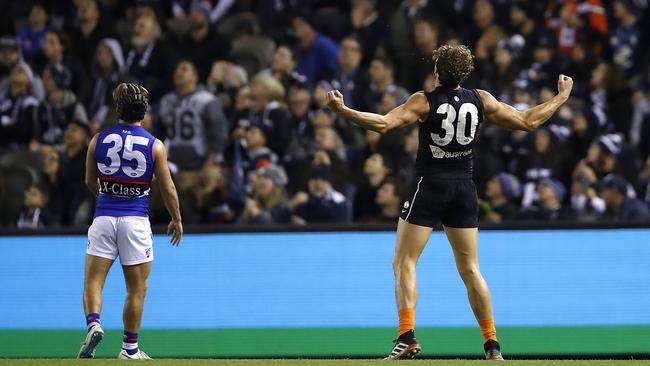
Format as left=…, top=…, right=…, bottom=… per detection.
left=3, top=326, right=649, bottom=357
left=1, top=360, right=650, bottom=366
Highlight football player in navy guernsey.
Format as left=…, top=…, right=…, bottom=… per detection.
left=78, top=83, right=183, bottom=359
left=326, top=45, right=573, bottom=361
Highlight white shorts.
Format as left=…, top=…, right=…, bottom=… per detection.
left=87, top=216, right=154, bottom=266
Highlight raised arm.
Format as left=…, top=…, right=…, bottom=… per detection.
left=84, top=134, right=99, bottom=197
left=153, top=139, right=183, bottom=245
left=478, top=74, right=573, bottom=132
left=326, top=90, right=429, bottom=134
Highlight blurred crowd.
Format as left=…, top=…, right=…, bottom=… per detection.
left=1, top=0, right=650, bottom=229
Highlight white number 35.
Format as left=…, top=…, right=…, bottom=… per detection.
left=97, top=133, right=150, bottom=178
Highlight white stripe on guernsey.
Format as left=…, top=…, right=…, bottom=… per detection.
left=122, top=342, right=138, bottom=350
left=405, top=177, right=423, bottom=222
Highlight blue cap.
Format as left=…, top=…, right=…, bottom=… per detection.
left=496, top=172, right=521, bottom=199
left=539, top=178, right=566, bottom=201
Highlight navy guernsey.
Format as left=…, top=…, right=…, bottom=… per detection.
left=416, top=86, right=484, bottom=179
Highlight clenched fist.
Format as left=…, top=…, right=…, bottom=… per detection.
left=557, top=74, right=573, bottom=100
left=326, top=90, right=345, bottom=113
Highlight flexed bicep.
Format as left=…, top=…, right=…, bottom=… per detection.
left=478, top=89, right=529, bottom=131
left=383, top=92, right=430, bottom=132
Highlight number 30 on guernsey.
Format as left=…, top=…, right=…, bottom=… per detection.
left=430, top=102, right=479, bottom=147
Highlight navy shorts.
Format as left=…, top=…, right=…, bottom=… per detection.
left=399, top=177, right=479, bottom=228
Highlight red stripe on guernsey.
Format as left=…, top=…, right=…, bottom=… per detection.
left=99, top=176, right=151, bottom=185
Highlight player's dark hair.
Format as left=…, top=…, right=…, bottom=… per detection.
left=113, top=83, right=150, bottom=123
left=431, top=44, right=474, bottom=88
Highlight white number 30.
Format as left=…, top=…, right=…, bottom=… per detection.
left=97, top=133, right=150, bottom=178
left=430, top=102, right=479, bottom=147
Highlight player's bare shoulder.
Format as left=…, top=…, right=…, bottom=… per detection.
left=405, top=91, right=430, bottom=118
left=476, top=89, right=509, bottom=118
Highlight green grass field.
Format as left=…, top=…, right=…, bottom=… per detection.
left=1, top=360, right=650, bottom=366
left=3, top=326, right=649, bottom=358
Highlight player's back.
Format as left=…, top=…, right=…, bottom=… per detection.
left=416, top=86, right=484, bottom=179
left=94, top=123, right=156, bottom=217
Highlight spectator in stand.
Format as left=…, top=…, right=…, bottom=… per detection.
left=589, top=62, right=633, bottom=136
left=0, top=63, right=39, bottom=151
left=1, top=35, right=45, bottom=101
left=360, top=57, right=409, bottom=114
left=292, top=14, right=339, bottom=87
left=36, top=63, right=87, bottom=145
left=176, top=2, right=230, bottom=81
left=610, top=0, right=641, bottom=77
left=472, top=0, right=506, bottom=63
left=39, top=31, right=84, bottom=97
left=481, top=35, right=525, bottom=98
left=508, top=1, right=543, bottom=62
left=256, top=0, right=307, bottom=42
left=311, top=128, right=350, bottom=192
left=545, top=0, right=608, bottom=58
left=70, top=0, right=114, bottom=73
left=480, top=173, right=522, bottom=224
left=390, top=0, right=436, bottom=89
left=394, top=126, right=418, bottom=187
left=242, top=126, right=278, bottom=174
left=124, top=14, right=176, bottom=101
left=168, top=0, right=234, bottom=30
left=405, top=18, right=439, bottom=93
left=566, top=101, right=599, bottom=162
left=85, top=38, right=127, bottom=131
left=355, top=153, right=391, bottom=221
left=61, top=119, right=93, bottom=225
left=521, top=178, right=576, bottom=221
left=525, top=35, right=558, bottom=92
left=638, top=156, right=650, bottom=204
left=39, top=144, right=68, bottom=226
left=330, top=35, right=367, bottom=110
left=232, top=74, right=290, bottom=156
left=561, top=41, right=596, bottom=100
left=515, top=127, right=569, bottom=187
left=205, top=60, right=248, bottom=118
left=284, top=83, right=315, bottom=169
left=369, top=177, right=406, bottom=223
left=291, top=164, right=348, bottom=224
left=179, top=162, right=228, bottom=224
left=259, top=45, right=306, bottom=92
left=155, top=60, right=229, bottom=191
left=16, top=2, right=48, bottom=64
left=577, top=133, right=639, bottom=186
left=16, top=183, right=57, bottom=229
left=348, top=0, right=389, bottom=67
left=0, top=36, right=22, bottom=96
left=571, top=160, right=607, bottom=222
left=237, top=164, right=290, bottom=224
left=598, top=174, right=650, bottom=222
